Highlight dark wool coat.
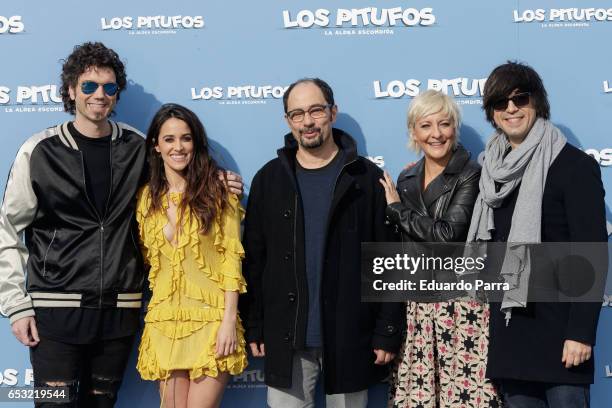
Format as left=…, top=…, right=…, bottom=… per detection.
left=239, top=129, right=403, bottom=393
left=487, top=143, right=607, bottom=384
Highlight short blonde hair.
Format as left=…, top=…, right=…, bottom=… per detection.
left=407, top=90, right=461, bottom=153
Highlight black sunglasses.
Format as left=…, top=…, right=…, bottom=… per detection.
left=80, top=81, right=119, bottom=96
left=492, top=92, right=531, bottom=111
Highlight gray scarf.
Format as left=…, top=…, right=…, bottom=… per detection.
left=466, top=118, right=566, bottom=324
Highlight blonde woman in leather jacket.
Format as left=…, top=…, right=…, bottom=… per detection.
left=380, top=90, right=500, bottom=408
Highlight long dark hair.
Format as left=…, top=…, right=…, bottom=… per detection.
left=145, top=103, right=228, bottom=233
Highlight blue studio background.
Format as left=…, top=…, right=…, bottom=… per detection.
left=1, top=0, right=612, bottom=406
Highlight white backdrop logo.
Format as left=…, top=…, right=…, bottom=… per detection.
left=0, top=15, right=24, bottom=34
left=0, top=85, right=63, bottom=113
left=191, top=85, right=288, bottom=105
left=513, top=8, right=612, bottom=28
left=606, top=365, right=612, bottom=377
left=282, top=7, right=435, bottom=36
left=373, top=78, right=487, bottom=104
left=101, top=15, right=204, bottom=35
left=584, top=148, right=612, bottom=167
left=0, top=368, right=33, bottom=386
left=604, top=80, right=612, bottom=93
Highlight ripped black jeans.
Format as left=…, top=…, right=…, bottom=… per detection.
left=30, top=335, right=134, bottom=408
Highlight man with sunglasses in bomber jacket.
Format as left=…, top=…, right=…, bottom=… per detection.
left=0, top=42, right=242, bottom=408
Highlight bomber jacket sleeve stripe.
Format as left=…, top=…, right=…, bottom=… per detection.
left=0, top=133, right=45, bottom=324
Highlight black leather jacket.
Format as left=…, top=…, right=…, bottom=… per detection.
left=385, top=145, right=480, bottom=301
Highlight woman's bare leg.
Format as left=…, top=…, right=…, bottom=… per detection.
left=187, top=372, right=230, bottom=408
left=159, top=370, right=190, bottom=408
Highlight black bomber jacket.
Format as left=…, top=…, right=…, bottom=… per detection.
left=0, top=120, right=147, bottom=323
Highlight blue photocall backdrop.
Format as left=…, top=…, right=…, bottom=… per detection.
left=1, top=0, right=611, bottom=406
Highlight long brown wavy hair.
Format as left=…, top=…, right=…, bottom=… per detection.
left=145, top=103, right=228, bottom=233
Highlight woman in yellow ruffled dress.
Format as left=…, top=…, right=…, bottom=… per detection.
left=136, top=103, right=247, bottom=408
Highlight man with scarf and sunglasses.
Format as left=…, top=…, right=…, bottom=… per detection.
left=466, top=61, right=606, bottom=407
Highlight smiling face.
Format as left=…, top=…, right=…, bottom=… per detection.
left=285, top=82, right=337, bottom=150
left=492, top=89, right=537, bottom=146
left=412, top=111, right=456, bottom=163
left=155, top=117, right=194, bottom=177
left=69, top=66, right=117, bottom=128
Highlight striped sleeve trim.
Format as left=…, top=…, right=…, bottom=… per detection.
left=7, top=300, right=35, bottom=324
left=9, top=308, right=35, bottom=324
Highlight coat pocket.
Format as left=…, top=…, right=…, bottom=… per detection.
left=42, top=229, right=58, bottom=277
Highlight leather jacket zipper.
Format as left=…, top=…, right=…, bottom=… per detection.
left=434, top=198, right=443, bottom=221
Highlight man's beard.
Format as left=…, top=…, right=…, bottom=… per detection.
left=297, top=127, right=323, bottom=149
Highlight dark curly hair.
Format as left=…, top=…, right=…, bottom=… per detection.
left=60, top=42, right=127, bottom=115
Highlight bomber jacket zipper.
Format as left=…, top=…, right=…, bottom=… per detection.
left=42, top=229, right=57, bottom=277
left=79, top=138, right=113, bottom=308
left=99, top=139, right=113, bottom=307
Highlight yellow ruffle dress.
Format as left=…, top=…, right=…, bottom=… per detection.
left=136, top=187, right=248, bottom=380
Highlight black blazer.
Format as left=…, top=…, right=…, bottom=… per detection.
left=486, top=143, right=607, bottom=384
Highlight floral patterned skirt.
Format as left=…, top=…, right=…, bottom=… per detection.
left=388, top=301, right=501, bottom=408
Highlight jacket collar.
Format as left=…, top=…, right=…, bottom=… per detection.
left=400, top=144, right=472, bottom=210
left=56, top=120, right=121, bottom=151
left=277, top=128, right=360, bottom=198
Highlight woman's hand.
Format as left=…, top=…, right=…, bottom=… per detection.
left=379, top=171, right=401, bottom=205
left=216, top=318, right=237, bottom=358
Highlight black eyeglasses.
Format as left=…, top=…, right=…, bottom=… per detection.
left=80, top=81, right=119, bottom=96
left=492, top=92, right=531, bottom=111
left=286, top=104, right=332, bottom=123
